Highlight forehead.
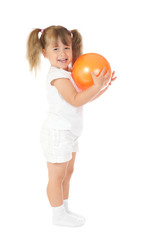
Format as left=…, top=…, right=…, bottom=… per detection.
left=50, top=37, right=72, bottom=47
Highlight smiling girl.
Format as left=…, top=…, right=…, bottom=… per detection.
left=26, top=25, right=116, bottom=227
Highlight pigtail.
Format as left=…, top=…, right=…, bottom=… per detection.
left=71, top=29, right=83, bottom=66
left=26, top=28, right=42, bottom=73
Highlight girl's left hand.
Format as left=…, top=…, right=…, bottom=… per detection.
left=109, top=71, right=117, bottom=85
left=90, top=71, right=117, bottom=102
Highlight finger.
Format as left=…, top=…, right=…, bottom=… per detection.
left=111, top=76, right=117, bottom=81
left=105, top=72, right=111, bottom=83
left=100, top=67, right=106, bottom=76
left=105, top=70, right=109, bottom=78
left=91, top=71, right=96, bottom=78
left=105, top=77, right=111, bottom=87
left=112, top=71, right=115, bottom=77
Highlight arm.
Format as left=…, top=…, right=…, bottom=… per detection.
left=51, top=68, right=108, bottom=107
left=89, top=86, right=108, bottom=102
left=52, top=78, right=101, bottom=107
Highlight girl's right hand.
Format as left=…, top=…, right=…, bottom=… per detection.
left=91, top=67, right=110, bottom=90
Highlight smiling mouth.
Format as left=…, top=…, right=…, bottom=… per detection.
left=58, top=59, right=68, bottom=63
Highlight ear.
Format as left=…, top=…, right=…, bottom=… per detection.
left=42, top=49, right=47, bottom=58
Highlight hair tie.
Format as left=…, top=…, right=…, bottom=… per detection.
left=69, top=30, right=73, bottom=38
left=38, top=29, right=44, bottom=39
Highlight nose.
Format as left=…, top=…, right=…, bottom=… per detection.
left=59, top=48, right=66, bottom=56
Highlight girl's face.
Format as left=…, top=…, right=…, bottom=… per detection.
left=43, top=37, right=72, bottom=70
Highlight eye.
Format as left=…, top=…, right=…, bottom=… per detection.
left=65, top=47, right=70, bottom=50
left=53, top=48, right=58, bottom=51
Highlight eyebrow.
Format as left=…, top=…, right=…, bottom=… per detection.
left=52, top=44, right=71, bottom=48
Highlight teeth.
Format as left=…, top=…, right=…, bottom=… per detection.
left=58, top=59, right=67, bottom=63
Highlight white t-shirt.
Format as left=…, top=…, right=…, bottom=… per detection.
left=42, top=66, right=83, bottom=136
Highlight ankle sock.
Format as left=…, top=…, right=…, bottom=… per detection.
left=52, top=204, right=85, bottom=227
left=63, top=199, right=85, bottom=221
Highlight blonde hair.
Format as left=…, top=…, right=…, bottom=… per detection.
left=26, top=25, right=83, bottom=73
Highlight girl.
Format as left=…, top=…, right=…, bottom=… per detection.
left=26, top=25, right=116, bottom=227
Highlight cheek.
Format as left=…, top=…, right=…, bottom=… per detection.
left=50, top=53, right=57, bottom=61
left=70, top=52, right=73, bottom=60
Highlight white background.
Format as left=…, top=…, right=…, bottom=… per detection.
left=0, top=0, right=159, bottom=239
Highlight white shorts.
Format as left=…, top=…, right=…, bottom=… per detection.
left=40, top=128, right=79, bottom=163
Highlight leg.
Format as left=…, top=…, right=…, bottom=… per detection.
left=47, top=158, right=85, bottom=227
left=63, top=152, right=76, bottom=200
left=47, top=161, right=69, bottom=207
left=62, top=153, right=86, bottom=222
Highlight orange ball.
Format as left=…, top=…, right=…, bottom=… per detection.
left=72, top=53, right=111, bottom=90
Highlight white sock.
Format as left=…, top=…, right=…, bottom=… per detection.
left=52, top=204, right=85, bottom=227
left=63, top=199, right=85, bottom=221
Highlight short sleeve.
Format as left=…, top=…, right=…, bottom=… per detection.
left=47, top=67, right=69, bottom=84
left=46, top=66, right=81, bottom=92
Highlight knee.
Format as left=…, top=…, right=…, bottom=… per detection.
left=66, top=167, right=74, bottom=178
left=56, top=171, right=66, bottom=183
